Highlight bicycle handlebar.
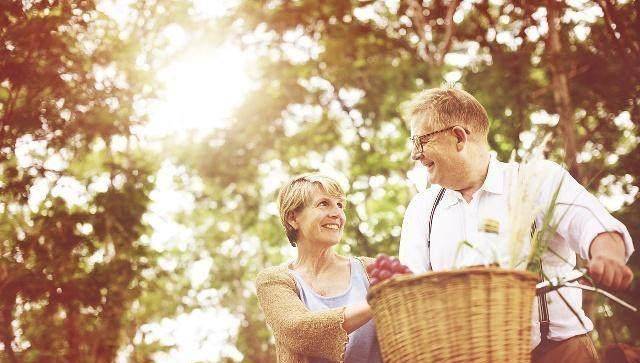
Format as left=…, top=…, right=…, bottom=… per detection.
left=535, top=269, right=637, bottom=312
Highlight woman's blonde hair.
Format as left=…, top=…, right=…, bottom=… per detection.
left=277, top=173, right=345, bottom=246
left=407, top=87, right=489, bottom=138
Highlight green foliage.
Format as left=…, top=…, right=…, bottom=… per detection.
left=0, top=1, right=203, bottom=362
left=2, top=0, right=639, bottom=361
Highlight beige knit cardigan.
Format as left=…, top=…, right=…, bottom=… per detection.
left=255, top=256, right=375, bottom=363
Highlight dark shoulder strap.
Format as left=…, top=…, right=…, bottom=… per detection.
left=426, top=187, right=446, bottom=270
left=532, top=223, right=550, bottom=343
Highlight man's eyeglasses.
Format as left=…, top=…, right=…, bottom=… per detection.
left=410, top=125, right=470, bottom=154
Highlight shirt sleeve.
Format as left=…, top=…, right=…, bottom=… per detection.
left=537, top=160, right=634, bottom=261
left=255, top=268, right=348, bottom=362
left=399, top=191, right=432, bottom=274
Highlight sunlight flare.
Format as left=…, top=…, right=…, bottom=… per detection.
left=144, top=46, right=252, bottom=137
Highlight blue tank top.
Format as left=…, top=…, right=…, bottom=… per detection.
left=290, top=258, right=382, bottom=363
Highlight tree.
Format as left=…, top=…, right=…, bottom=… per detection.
left=4, top=0, right=636, bottom=361
left=190, top=0, right=639, bottom=360
left=0, top=1, right=202, bottom=361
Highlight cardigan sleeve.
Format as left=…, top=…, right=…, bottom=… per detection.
left=255, top=267, right=349, bottom=362
left=356, top=256, right=375, bottom=282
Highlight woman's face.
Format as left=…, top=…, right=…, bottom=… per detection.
left=290, top=187, right=346, bottom=246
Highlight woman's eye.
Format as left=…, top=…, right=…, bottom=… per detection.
left=337, top=202, right=344, bottom=209
left=318, top=201, right=328, bottom=207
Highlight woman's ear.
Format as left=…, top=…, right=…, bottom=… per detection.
left=286, top=211, right=299, bottom=230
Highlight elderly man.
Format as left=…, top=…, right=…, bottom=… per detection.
left=399, top=87, right=634, bottom=363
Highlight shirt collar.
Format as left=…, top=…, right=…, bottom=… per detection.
left=437, top=155, right=506, bottom=209
left=440, top=190, right=460, bottom=208
left=478, top=154, right=505, bottom=195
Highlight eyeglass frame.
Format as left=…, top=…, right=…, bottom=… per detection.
left=410, top=125, right=470, bottom=154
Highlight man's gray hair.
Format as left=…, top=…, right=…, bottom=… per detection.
left=407, top=87, right=489, bottom=137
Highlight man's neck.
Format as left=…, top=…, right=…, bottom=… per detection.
left=456, top=153, right=491, bottom=203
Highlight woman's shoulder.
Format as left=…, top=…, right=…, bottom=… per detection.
left=354, top=256, right=375, bottom=267
left=255, top=262, right=296, bottom=287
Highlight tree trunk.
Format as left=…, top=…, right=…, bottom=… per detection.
left=0, top=297, right=18, bottom=363
left=547, top=0, right=597, bottom=321
left=546, top=0, right=581, bottom=181
left=65, top=303, right=80, bottom=362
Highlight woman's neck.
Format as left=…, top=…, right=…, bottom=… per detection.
left=292, top=242, right=343, bottom=276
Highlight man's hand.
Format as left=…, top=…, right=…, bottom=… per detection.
left=588, top=232, right=633, bottom=291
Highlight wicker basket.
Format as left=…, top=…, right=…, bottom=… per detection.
left=367, top=267, right=537, bottom=363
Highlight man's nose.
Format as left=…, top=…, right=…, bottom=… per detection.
left=411, top=148, right=423, bottom=161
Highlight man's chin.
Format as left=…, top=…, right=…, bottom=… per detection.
left=431, top=176, right=455, bottom=189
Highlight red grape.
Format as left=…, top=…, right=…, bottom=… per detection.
left=378, top=269, right=392, bottom=280
left=370, top=268, right=380, bottom=279
left=390, top=259, right=402, bottom=272
left=369, top=255, right=414, bottom=287
left=366, top=263, right=375, bottom=274
left=375, top=254, right=388, bottom=266
left=376, top=253, right=389, bottom=260
left=377, top=259, right=390, bottom=270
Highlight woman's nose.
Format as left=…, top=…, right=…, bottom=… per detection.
left=328, top=205, right=344, bottom=217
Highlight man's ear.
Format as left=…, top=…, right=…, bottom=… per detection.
left=286, top=211, right=299, bottom=230
left=453, top=126, right=469, bottom=151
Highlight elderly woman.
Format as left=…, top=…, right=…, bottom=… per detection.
left=255, top=173, right=382, bottom=363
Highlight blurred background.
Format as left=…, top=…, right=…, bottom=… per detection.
left=0, top=0, right=638, bottom=361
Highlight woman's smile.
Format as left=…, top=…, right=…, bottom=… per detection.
left=322, top=223, right=341, bottom=230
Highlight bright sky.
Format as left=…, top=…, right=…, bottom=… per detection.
left=142, top=45, right=252, bottom=137
left=100, top=0, right=251, bottom=136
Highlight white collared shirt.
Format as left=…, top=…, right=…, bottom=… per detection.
left=399, top=157, right=634, bottom=348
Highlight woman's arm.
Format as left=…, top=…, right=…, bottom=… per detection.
left=256, top=268, right=349, bottom=361
left=343, top=302, right=372, bottom=333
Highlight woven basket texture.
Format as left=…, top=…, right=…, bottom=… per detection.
left=367, top=267, right=537, bottom=363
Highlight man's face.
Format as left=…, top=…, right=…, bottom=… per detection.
left=410, top=117, right=468, bottom=188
